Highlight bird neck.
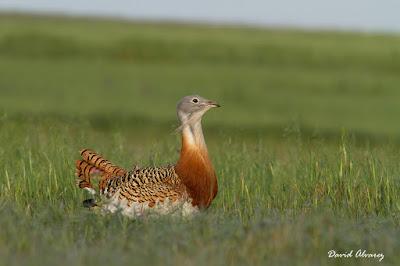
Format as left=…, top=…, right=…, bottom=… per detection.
left=175, top=120, right=218, bottom=208
left=182, top=119, right=208, bottom=151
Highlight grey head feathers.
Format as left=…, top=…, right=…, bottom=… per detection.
left=176, top=95, right=220, bottom=128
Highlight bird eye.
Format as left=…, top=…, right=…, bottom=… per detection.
left=192, top=98, right=199, bottom=103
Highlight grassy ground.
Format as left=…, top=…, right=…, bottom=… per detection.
left=1, top=13, right=400, bottom=266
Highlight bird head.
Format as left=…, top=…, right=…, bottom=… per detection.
left=177, top=95, right=220, bottom=127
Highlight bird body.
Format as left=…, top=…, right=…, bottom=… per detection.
left=100, top=165, right=198, bottom=217
left=75, top=95, right=220, bottom=218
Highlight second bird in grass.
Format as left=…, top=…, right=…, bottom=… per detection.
left=75, top=95, right=220, bottom=218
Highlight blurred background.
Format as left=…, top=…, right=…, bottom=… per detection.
left=1, top=0, right=400, bottom=143
left=3, top=3, right=400, bottom=265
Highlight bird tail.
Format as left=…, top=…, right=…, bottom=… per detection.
left=75, top=149, right=126, bottom=192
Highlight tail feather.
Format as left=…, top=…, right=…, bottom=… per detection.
left=80, top=149, right=126, bottom=176
left=76, top=149, right=126, bottom=191
left=75, top=160, right=98, bottom=189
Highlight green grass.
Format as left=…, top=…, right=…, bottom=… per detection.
left=1, top=13, right=400, bottom=266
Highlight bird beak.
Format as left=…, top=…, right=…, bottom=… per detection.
left=207, top=100, right=221, bottom=108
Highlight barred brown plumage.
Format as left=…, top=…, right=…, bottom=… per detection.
left=74, top=95, right=220, bottom=218
left=101, top=166, right=185, bottom=202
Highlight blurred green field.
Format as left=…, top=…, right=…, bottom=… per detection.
left=1, top=13, right=400, bottom=266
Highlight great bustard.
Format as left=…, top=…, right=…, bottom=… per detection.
left=75, top=95, right=220, bottom=218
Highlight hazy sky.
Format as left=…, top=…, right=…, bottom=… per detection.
left=0, top=0, right=399, bottom=32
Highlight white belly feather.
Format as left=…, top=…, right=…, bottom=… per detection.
left=101, top=191, right=199, bottom=218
